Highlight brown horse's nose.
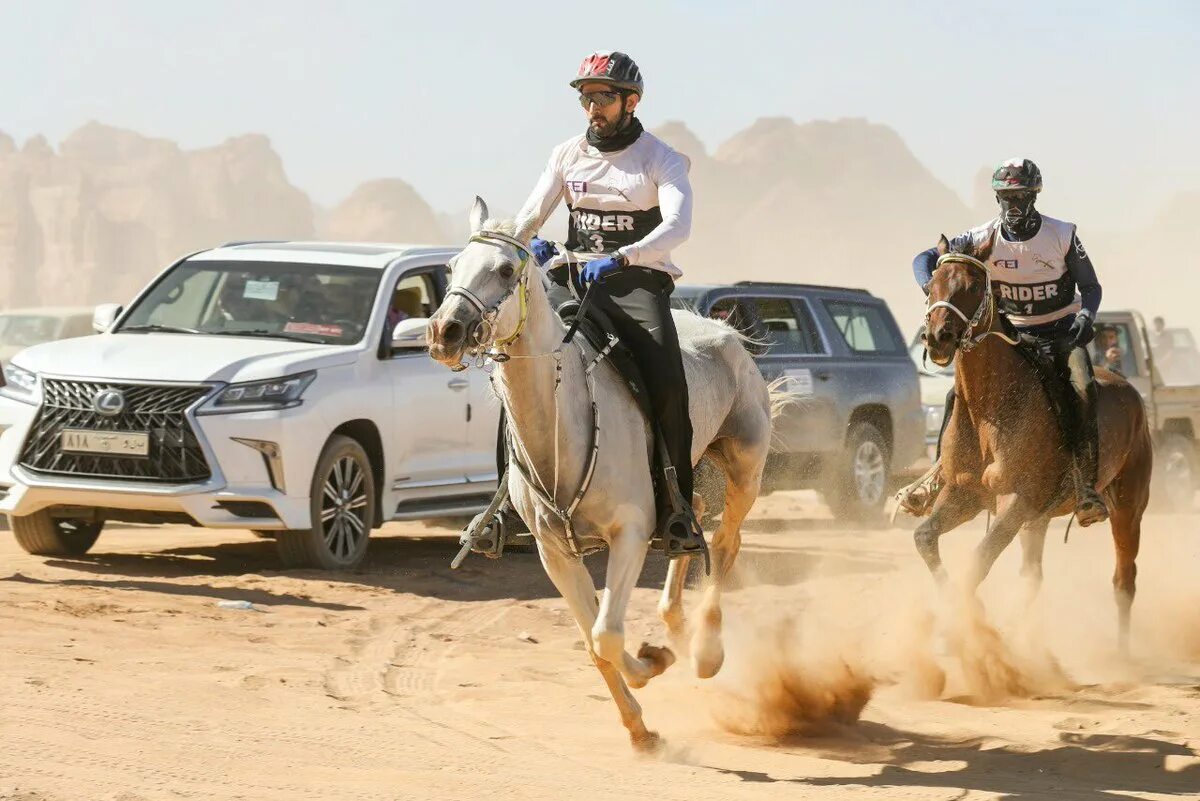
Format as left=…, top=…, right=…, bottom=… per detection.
left=934, top=326, right=955, bottom=346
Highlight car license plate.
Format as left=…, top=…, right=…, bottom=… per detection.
left=60, top=429, right=150, bottom=457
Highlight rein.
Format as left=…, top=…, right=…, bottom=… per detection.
left=444, top=231, right=616, bottom=557
left=926, top=253, right=1019, bottom=353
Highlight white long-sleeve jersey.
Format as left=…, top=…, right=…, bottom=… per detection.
left=515, top=131, right=692, bottom=278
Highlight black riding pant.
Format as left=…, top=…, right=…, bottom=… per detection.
left=496, top=265, right=694, bottom=502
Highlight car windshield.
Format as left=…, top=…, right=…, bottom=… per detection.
left=118, top=260, right=383, bottom=345
left=0, top=314, right=60, bottom=348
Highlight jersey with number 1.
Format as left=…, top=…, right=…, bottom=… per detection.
left=515, top=131, right=692, bottom=278
left=957, top=215, right=1082, bottom=327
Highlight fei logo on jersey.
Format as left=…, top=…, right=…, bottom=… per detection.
left=994, top=259, right=1019, bottom=270
left=565, top=180, right=589, bottom=193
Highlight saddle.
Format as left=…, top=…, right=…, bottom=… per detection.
left=553, top=266, right=708, bottom=566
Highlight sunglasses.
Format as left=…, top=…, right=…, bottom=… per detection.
left=578, top=90, right=622, bottom=109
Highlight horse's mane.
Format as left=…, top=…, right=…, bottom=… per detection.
left=481, top=218, right=520, bottom=238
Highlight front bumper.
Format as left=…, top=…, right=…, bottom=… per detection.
left=0, top=395, right=317, bottom=530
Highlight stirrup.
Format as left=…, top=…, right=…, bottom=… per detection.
left=1074, top=488, right=1109, bottom=528
left=451, top=476, right=512, bottom=568
left=893, top=462, right=944, bottom=519
left=653, top=465, right=711, bottom=574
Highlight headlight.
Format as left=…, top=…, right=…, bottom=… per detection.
left=200, top=371, right=316, bottom=414
left=923, top=404, right=944, bottom=436
left=0, top=363, right=40, bottom=404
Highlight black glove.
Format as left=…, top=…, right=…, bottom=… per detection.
left=1069, top=312, right=1095, bottom=348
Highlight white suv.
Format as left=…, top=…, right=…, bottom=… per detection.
left=0, top=242, right=500, bottom=569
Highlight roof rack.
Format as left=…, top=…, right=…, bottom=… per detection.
left=219, top=239, right=288, bottom=248
left=733, top=280, right=872, bottom=296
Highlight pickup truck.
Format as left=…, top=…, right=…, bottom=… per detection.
left=911, top=310, right=1200, bottom=510
left=672, top=282, right=924, bottom=520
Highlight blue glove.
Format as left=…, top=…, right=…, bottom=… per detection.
left=530, top=237, right=557, bottom=266
left=582, top=255, right=623, bottom=285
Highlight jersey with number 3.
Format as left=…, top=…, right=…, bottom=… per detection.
left=515, top=131, right=692, bottom=278
left=959, top=216, right=1082, bottom=327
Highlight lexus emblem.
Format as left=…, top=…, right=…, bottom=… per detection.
left=93, top=389, right=126, bottom=417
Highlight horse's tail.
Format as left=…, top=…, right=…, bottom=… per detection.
left=766, top=376, right=798, bottom=422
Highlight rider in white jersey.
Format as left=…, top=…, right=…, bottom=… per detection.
left=468, top=51, right=702, bottom=556
left=900, top=158, right=1109, bottom=526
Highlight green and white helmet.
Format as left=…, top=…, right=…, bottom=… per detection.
left=991, top=158, right=1043, bottom=193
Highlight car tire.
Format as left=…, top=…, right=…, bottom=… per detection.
left=275, top=435, right=375, bottom=570
left=825, top=421, right=891, bottom=521
left=1153, top=433, right=1195, bottom=512
left=11, top=512, right=104, bottom=556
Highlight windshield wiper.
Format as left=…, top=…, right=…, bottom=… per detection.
left=209, top=329, right=328, bottom=344
left=119, top=324, right=204, bottom=335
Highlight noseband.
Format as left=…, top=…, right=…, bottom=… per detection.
left=443, top=230, right=533, bottom=365
left=925, top=253, right=1017, bottom=353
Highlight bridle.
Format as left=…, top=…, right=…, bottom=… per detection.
left=443, top=230, right=533, bottom=367
left=925, top=252, right=1018, bottom=354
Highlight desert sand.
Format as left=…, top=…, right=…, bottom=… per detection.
left=2, top=490, right=1198, bottom=800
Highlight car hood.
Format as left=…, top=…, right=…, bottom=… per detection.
left=10, top=333, right=360, bottom=384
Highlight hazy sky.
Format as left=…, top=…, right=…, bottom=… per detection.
left=3, top=0, right=1197, bottom=225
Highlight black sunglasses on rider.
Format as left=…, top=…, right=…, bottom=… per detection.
left=578, top=90, right=622, bottom=109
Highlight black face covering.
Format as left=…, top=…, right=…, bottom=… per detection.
left=997, top=191, right=1041, bottom=240
left=586, top=112, right=644, bottom=153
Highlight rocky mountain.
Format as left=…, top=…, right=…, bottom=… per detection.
left=652, top=117, right=973, bottom=333
left=3, top=119, right=1180, bottom=339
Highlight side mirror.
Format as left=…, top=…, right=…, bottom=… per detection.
left=93, top=303, right=123, bottom=333
left=391, top=317, right=430, bottom=350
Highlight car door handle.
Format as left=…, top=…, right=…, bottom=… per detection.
left=815, top=371, right=831, bottom=381
left=447, top=378, right=469, bottom=391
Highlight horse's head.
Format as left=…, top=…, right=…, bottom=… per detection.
left=922, top=234, right=994, bottom=366
left=427, top=196, right=535, bottom=367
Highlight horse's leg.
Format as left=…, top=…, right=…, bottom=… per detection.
left=537, top=543, right=660, bottom=751
left=913, top=488, right=982, bottom=583
left=689, top=434, right=765, bottom=679
left=594, top=528, right=675, bottom=690
left=1108, top=468, right=1148, bottom=656
left=1017, top=516, right=1051, bottom=608
left=658, top=554, right=691, bottom=646
left=966, top=494, right=1039, bottom=592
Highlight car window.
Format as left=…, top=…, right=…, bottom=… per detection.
left=388, top=273, right=437, bottom=322
left=120, top=260, right=382, bottom=345
left=1091, top=323, right=1139, bottom=377
left=823, top=300, right=901, bottom=354
left=747, top=297, right=823, bottom=355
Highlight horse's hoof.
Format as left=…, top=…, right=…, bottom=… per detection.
left=631, top=729, right=664, bottom=755
left=691, top=635, right=725, bottom=679
left=637, top=642, right=676, bottom=678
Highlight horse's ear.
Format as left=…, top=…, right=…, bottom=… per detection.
left=468, top=196, right=489, bottom=234
left=936, top=235, right=950, bottom=256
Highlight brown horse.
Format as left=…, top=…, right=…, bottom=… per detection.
left=918, top=235, right=1153, bottom=652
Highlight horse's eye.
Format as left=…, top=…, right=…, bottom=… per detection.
left=498, top=263, right=514, bottom=280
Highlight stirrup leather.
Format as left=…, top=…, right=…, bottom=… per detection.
left=652, top=464, right=711, bottom=574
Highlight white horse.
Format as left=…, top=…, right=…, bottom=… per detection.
left=427, top=197, right=778, bottom=750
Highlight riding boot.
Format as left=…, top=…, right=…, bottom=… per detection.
left=1064, top=346, right=1109, bottom=527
